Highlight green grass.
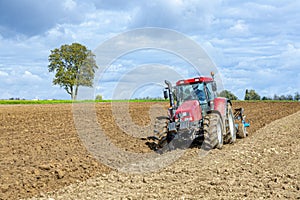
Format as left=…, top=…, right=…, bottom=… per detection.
left=0, top=99, right=168, bottom=105
left=116, top=99, right=167, bottom=102
left=0, top=100, right=74, bottom=104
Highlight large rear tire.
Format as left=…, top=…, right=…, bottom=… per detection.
left=203, top=113, right=223, bottom=149
left=224, top=104, right=236, bottom=144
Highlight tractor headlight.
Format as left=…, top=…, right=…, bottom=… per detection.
left=184, top=117, right=193, bottom=121
left=181, top=112, right=189, bottom=117
left=178, top=112, right=192, bottom=121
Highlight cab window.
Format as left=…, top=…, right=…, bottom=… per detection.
left=205, top=83, right=214, bottom=101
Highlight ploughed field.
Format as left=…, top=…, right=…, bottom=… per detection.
left=0, top=102, right=300, bottom=199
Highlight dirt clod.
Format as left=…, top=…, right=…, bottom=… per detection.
left=55, top=169, right=65, bottom=179
left=39, top=165, right=51, bottom=171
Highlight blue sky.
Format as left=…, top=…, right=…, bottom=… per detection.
left=0, top=0, right=299, bottom=100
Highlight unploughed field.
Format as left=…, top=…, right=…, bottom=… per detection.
left=0, top=102, right=300, bottom=199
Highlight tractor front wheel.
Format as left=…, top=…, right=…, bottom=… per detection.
left=145, top=116, right=168, bottom=152
left=203, top=113, right=224, bottom=149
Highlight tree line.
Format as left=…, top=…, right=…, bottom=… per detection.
left=219, top=89, right=300, bottom=101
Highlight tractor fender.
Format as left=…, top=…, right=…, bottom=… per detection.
left=213, top=97, right=227, bottom=118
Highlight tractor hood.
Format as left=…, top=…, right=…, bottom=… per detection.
left=175, top=100, right=202, bottom=122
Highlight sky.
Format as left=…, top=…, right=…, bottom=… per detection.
left=0, top=0, right=299, bottom=100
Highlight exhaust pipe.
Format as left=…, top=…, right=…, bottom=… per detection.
left=165, top=80, right=175, bottom=119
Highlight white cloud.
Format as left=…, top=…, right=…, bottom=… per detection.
left=280, top=44, right=300, bottom=70
left=22, top=71, right=42, bottom=81
left=0, top=70, right=8, bottom=76
left=63, top=0, right=77, bottom=10
left=98, top=64, right=185, bottom=100
left=0, top=0, right=300, bottom=99
left=228, top=20, right=249, bottom=36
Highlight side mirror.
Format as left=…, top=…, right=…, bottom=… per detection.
left=163, top=89, right=169, bottom=99
left=212, top=82, right=217, bottom=92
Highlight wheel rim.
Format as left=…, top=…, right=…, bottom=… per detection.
left=229, top=111, right=235, bottom=138
left=217, top=119, right=222, bottom=143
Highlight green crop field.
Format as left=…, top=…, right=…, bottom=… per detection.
left=0, top=99, right=168, bottom=105
left=0, top=100, right=74, bottom=104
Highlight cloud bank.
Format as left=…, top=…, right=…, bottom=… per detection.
left=0, top=0, right=299, bottom=99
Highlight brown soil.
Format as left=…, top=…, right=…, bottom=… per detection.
left=31, top=109, right=300, bottom=200
left=0, top=102, right=300, bottom=200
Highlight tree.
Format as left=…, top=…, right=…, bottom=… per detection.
left=286, top=94, right=293, bottom=101
left=48, top=43, right=98, bottom=100
left=262, top=96, right=272, bottom=100
left=218, top=90, right=238, bottom=100
left=295, top=92, right=300, bottom=101
left=244, top=89, right=249, bottom=100
left=279, top=95, right=286, bottom=101
left=244, top=89, right=260, bottom=100
left=273, top=94, right=280, bottom=100
left=95, top=94, right=103, bottom=101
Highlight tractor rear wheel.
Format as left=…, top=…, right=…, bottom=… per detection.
left=203, top=113, right=223, bottom=149
left=224, top=104, right=236, bottom=144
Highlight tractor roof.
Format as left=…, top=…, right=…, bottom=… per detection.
left=176, top=77, right=213, bottom=86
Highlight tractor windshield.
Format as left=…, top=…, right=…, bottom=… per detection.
left=175, top=83, right=206, bottom=106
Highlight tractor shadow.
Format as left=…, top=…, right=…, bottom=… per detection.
left=143, top=135, right=246, bottom=153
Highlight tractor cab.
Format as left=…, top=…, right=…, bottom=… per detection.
left=174, top=77, right=216, bottom=109
left=163, top=74, right=218, bottom=123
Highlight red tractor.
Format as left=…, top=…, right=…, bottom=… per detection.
left=147, top=73, right=249, bottom=152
